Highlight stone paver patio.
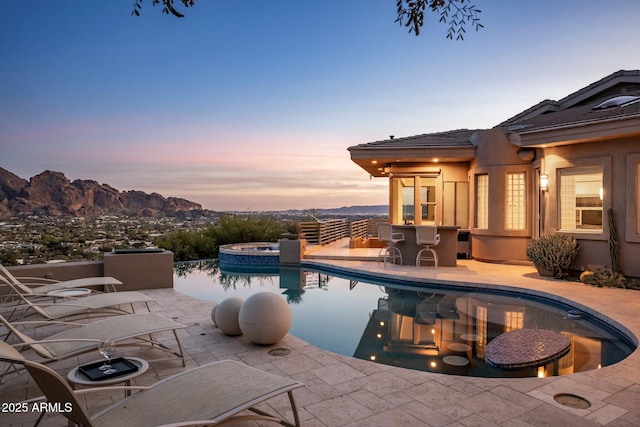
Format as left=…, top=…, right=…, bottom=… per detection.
left=1, top=253, right=639, bottom=426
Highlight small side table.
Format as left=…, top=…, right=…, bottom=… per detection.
left=46, top=288, right=92, bottom=298
left=67, top=357, right=149, bottom=397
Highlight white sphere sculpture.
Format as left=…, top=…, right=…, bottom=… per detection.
left=210, top=302, right=219, bottom=327
left=215, top=297, right=244, bottom=336
left=239, top=292, right=292, bottom=345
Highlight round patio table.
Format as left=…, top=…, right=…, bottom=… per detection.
left=46, top=288, right=92, bottom=298
left=485, top=329, right=571, bottom=369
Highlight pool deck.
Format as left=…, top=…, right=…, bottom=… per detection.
left=2, top=246, right=640, bottom=426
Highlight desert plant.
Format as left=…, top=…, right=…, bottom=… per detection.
left=607, top=208, right=621, bottom=273
left=526, top=233, right=580, bottom=278
left=589, top=268, right=637, bottom=289
left=579, top=270, right=597, bottom=285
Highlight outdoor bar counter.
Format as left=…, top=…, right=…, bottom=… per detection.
left=392, top=225, right=459, bottom=267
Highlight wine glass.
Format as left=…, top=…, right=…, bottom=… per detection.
left=98, top=340, right=117, bottom=375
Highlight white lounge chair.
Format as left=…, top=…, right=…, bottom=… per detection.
left=0, top=313, right=186, bottom=367
left=0, top=263, right=122, bottom=301
left=0, top=340, right=303, bottom=427
left=1, top=279, right=154, bottom=321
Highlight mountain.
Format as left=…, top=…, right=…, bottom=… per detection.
left=0, top=168, right=203, bottom=218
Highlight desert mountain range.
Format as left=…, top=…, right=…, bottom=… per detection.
left=0, top=167, right=203, bottom=218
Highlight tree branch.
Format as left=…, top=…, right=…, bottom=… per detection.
left=132, top=0, right=483, bottom=40
left=395, top=0, right=482, bottom=40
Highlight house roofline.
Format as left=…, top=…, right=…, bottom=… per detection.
left=508, top=113, right=640, bottom=147
left=498, top=70, right=640, bottom=127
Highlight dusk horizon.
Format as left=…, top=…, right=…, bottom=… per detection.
left=0, top=164, right=390, bottom=214
left=2, top=1, right=639, bottom=210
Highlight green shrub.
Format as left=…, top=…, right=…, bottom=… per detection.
left=212, top=214, right=287, bottom=249
left=155, top=214, right=289, bottom=262
left=526, top=233, right=579, bottom=277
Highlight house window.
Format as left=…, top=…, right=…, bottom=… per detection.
left=475, top=174, right=489, bottom=229
left=390, top=176, right=438, bottom=225
left=475, top=305, right=487, bottom=358
left=559, top=167, right=603, bottom=231
left=504, top=311, right=524, bottom=332
left=506, top=172, right=526, bottom=230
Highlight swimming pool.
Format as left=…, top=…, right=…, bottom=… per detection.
left=173, top=260, right=635, bottom=378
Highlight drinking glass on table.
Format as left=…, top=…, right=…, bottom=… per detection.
left=98, top=339, right=117, bottom=375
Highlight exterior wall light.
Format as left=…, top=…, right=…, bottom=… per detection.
left=540, top=174, right=549, bottom=191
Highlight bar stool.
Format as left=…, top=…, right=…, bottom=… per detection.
left=377, top=223, right=405, bottom=267
left=416, top=225, right=440, bottom=267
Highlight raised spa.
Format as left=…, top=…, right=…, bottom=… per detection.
left=218, top=242, right=279, bottom=272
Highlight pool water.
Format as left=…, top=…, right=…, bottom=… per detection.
left=174, top=260, right=635, bottom=378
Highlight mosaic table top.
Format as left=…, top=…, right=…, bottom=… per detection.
left=485, top=329, right=571, bottom=369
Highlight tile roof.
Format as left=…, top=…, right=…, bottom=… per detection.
left=349, top=129, right=482, bottom=150
left=499, top=70, right=640, bottom=133
left=504, top=99, right=640, bottom=134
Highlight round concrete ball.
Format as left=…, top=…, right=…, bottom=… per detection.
left=215, top=297, right=244, bottom=336
left=239, top=292, right=292, bottom=345
left=210, top=302, right=219, bottom=327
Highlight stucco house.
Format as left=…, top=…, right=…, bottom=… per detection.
left=349, top=70, right=640, bottom=278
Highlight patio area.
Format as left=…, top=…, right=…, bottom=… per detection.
left=2, top=252, right=640, bottom=426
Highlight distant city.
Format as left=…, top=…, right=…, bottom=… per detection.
left=0, top=206, right=387, bottom=265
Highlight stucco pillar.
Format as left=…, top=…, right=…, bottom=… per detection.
left=279, top=239, right=307, bottom=265
left=103, top=249, right=174, bottom=290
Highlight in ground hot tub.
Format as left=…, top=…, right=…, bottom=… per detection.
left=218, top=242, right=280, bottom=272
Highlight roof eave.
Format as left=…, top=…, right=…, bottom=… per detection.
left=349, top=146, right=475, bottom=177
left=508, top=114, right=640, bottom=148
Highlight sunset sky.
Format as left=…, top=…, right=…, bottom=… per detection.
left=1, top=1, right=639, bottom=211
